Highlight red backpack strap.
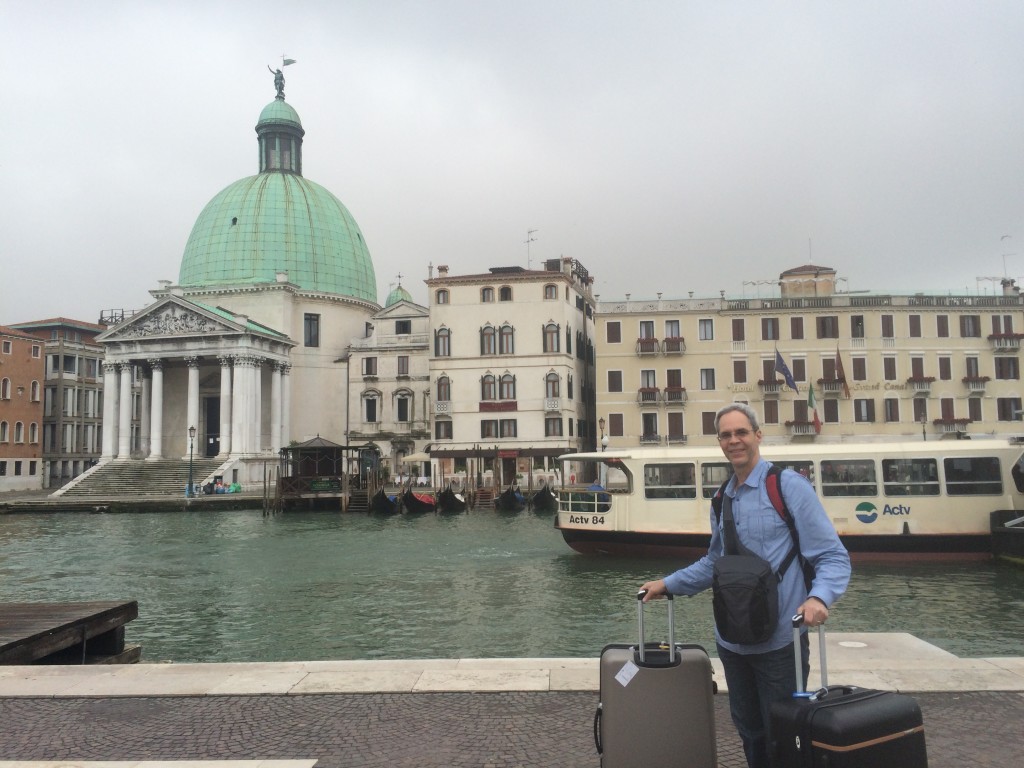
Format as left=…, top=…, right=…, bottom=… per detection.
left=765, top=464, right=787, bottom=520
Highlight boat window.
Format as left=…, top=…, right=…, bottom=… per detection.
left=943, top=457, right=1003, bottom=496
left=701, top=462, right=732, bottom=498
left=772, top=460, right=815, bottom=487
left=644, top=463, right=697, bottom=499
left=820, top=460, right=877, bottom=497
left=1013, top=457, right=1024, bottom=493
left=882, top=458, right=939, bottom=496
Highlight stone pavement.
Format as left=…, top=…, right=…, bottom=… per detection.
left=0, top=632, right=1022, bottom=768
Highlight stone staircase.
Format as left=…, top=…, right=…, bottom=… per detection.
left=58, top=458, right=228, bottom=499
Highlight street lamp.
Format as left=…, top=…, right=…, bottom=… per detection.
left=187, top=425, right=196, bottom=497
left=920, top=414, right=927, bottom=442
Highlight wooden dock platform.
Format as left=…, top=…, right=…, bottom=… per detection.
left=0, top=600, right=141, bottom=665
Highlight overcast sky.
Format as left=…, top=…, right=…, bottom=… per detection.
left=3, top=1, right=1024, bottom=325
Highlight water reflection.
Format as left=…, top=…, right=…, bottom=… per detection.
left=1, top=510, right=1021, bottom=661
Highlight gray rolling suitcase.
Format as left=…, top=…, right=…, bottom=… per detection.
left=595, top=591, right=717, bottom=767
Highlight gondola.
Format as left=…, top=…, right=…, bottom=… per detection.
left=369, top=487, right=400, bottom=515
left=494, top=484, right=526, bottom=513
left=402, top=488, right=437, bottom=515
left=436, top=484, right=467, bottom=514
left=530, top=483, right=558, bottom=513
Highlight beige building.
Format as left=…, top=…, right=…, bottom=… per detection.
left=596, top=264, right=1024, bottom=447
left=425, top=259, right=598, bottom=487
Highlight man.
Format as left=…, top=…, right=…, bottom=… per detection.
left=640, top=403, right=850, bottom=768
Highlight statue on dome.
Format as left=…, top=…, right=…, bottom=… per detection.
left=268, top=66, right=285, bottom=100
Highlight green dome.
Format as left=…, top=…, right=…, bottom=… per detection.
left=258, top=99, right=302, bottom=128
left=385, top=284, right=414, bottom=306
left=178, top=96, right=377, bottom=302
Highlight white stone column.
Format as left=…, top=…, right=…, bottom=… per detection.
left=231, top=355, right=251, bottom=456
left=100, top=361, right=118, bottom=459
left=253, top=357, right=264, bottom=453
left=271, top=362, right=282, bottom=453
left=117, top=363, right=133, bottom=458
left=185, top=356, right=200, bottom=455
left=139, top=367, right=152, bottom=457
left=148, top=359, right=164, bottom=459
left=218, top=356, right=232, bottom=456
left=281, top=363, right=291, bottom=447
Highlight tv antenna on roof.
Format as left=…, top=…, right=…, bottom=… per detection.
left=525, top=229, right=538, bottom=269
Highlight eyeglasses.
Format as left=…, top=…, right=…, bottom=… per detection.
left=717, top=428, right=753, bottom=441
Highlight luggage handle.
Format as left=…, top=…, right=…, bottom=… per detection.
left=636, top=589, right=676, bottom=664
left=791, top=613, right=828, bottom=698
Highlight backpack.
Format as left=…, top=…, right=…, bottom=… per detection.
left=709, top=465, right=816, bottom=645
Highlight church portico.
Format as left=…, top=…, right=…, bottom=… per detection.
left=97, top=297, right=295, bottom=466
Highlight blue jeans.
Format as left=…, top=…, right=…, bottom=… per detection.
left=717, top=633, right=810, bottom=768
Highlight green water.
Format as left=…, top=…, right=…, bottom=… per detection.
left=1, top=509, right=1022, bottom=662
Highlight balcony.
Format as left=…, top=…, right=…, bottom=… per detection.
left=989, top=333, right=1024, bottom=353
left=544, top=397, right=561, bottom=412
left=663, top=387, right=688, bottom=405
left=666, top=433, right=688, bottom=445
left=907, top=377, right=935, bottom=395
left=818, top=378, right=847, bottom=397
left=637, top=387, right=662, bottom=407
left=933, top=418, right=970, bottom=435
left=785, top=420, right=818, bottom=436
left=434, top=400, right=451, bottom=415
left=640, top=433, right=662, bottom=445
left=963, top=376, right=990, bottom=396
left=758, top=379, right=783, bottom=396
left=662, top=337, right=686, bottom=355
left=636, top=337, right=660, bottom=356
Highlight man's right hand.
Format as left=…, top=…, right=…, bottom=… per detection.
left=639, top=579, right=667, bottom=601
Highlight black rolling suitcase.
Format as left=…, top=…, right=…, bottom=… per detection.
left=595, top=591, right=717, bottom=768
left=770, top=614, right=928, bottom=767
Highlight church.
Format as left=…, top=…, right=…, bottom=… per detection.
left=94, top=72, right=381, bottom=484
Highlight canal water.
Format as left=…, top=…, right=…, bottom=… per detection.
left=2, top=508, right=1023, bottom=663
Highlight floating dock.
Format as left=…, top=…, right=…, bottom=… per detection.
left=0, top=600, right=140, bottom=664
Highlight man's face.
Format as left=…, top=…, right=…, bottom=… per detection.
left=716, top=410, right=762, bottom=476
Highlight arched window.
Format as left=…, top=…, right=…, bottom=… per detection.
left=362, top=391, right=380, bottom=423
left=0, top=378, right=10, bottom=399
left=481, top=374, right=496, bottom=400
left=437, top=375, right=451, bottom=402
left=546, top=372, right=560, bottom=398
left=29, top=423, right=38, bottom=444
left=0, top=421, right=7, bottom=442
left=499, top=324, right=514, bottom=354
left=544, top=323, right=560, bottom=353
left=14, top=422, right=24, bottom=443
left=544, top=284, right=558, bottom=300
left=436, top=289, right=449, bottom=305
left=499, top=286, right=513, bottom=301
left=435, top=327, right=451, bottom=357
left=30, top=381, right=40, bottom=401
left=480, top=325, right=497, bottom=355
left=500, top=373, right=516, bottom=400
left=481, top=287, right=495, bottom=303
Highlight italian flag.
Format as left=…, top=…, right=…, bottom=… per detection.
left=808, top=382, right=822, bottom=434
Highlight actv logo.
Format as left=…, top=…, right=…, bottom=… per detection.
left=855, top=502, right=878, bottom=524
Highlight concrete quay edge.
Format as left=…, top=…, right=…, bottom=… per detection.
left=1, top=633, right=1022, bottom=698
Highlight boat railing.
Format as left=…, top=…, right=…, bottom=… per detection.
left=557, top=487, right=614, bottom=514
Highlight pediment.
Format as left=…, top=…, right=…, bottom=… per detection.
left=98, top=297, right=241, bottom=342
left=374, top=300, right=428, bottom=320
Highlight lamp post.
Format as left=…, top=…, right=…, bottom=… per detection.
left=187, top=425, right=196, bottom=497
left=598, top=417, right=608, bottom=487
left=920, top=414, right=926, bottom=442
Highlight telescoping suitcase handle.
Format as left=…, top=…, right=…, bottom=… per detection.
left=636, top=589, right=676, bottom=664
left=791, top=613, right=828, bottom=698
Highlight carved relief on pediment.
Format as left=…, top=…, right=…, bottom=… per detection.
left=117, top=305, right=228, bottom=339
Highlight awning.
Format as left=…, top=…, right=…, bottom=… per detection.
left=401, top=452, right=431, bottom=463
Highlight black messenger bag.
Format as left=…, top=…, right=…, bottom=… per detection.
left=712, top=494, right=782, bottom=645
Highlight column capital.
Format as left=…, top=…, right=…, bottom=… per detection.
left=217, top=355, right=234, bottom=368
left=183, top=356, right=201, bottom=368
left=117, top=361, right=133, bottom=373
left=147, top=358, right=165, bottom=370
left=102, top=361, right=119, bottom=375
